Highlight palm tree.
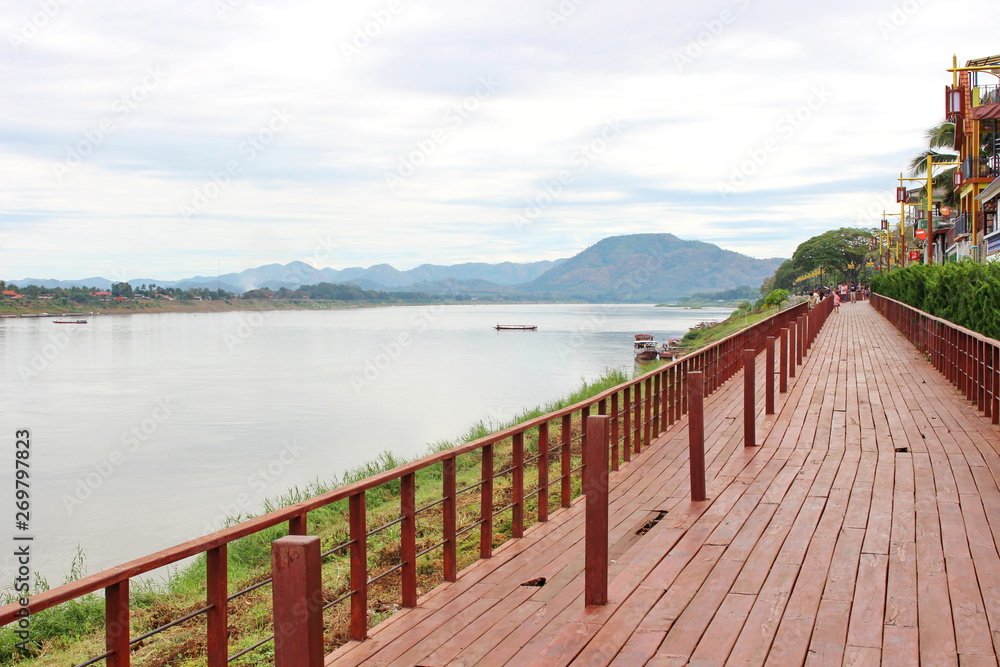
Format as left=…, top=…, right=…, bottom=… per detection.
left=908, top=121, right=958, bottom=207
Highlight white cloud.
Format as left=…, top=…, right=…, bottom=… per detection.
left=2, top=0, right=998, bottom=279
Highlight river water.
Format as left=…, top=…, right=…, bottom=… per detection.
left=0, top=303, right=733, bottom=584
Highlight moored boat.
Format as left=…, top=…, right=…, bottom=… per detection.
left=53, top=320, right=88, bottom=324
left=495, top=324, right=537, bottom=330
left=633, top=334, right=658, bottom=361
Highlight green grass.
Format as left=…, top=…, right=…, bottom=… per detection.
left=0, top=367, right=635, bottom=666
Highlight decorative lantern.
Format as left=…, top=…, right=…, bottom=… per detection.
left=896, top=186, right=908, bottom=203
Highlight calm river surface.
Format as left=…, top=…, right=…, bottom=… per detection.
left=0, top=303, right=734, bottom=583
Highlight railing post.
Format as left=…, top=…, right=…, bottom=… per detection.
left=610, top=393, right=620, bottom=471
left=765, top=336, right=776, bottom=415
left=442, top=457, right=458, bottom=579
left=402, top=473, right=418, bottom=604
left=207, top=545, right=228, bottom=666
left=271, top=536, right=323, bottom=667
left=106, top=580, right=130, bottom=667
left=561, top=414, right=572, bottom=507
left=643, top=377, right=653, bottom=447
left=788, top=321, right=797, bottom=379
left=537, top=423, right=550, bottom=521
left=584, top=415, right=609, bottom=606
left=743, top=349, right=756, bottom=448
left=651, top=373, right=661, bottom=436
left=349, top=492, right=368, bottom=640
left=633, top=380, right=643, bottom=455
left=796, top=315, right=805, bottom=366
left=622, top=385, right=632, bottom=463
left=288, top=509, right=307, bottom=535
left=687, top=372, right=706, bottom=502
left=479, top=446, right=494, bottom=557
left=779, top=327, right=789, bottom=393
left=512, top=433, right=524, bottom=538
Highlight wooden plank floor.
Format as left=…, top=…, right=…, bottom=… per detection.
left=327, top=301, right=1000, bottom=666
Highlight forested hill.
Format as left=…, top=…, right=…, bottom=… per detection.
left=521, top=234, right=784, bottom=301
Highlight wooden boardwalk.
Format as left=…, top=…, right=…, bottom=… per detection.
left=327, top=301, right=1000, bottom=666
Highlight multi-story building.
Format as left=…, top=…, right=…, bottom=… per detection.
left=945, top=54, right=1000, bottom=261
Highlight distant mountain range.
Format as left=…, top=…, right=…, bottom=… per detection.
left=12, top=234, right=784, bottom=301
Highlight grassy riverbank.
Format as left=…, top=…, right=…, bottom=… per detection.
left=1, top=368, right=640, bottom=666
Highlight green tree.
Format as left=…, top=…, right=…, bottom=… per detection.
left=769, top=228, right=875, bottom=290
left=111, top=282, right=133, bottom=298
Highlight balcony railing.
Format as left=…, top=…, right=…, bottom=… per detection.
left=954, top=212, right=969, bottom=236
left=977, top=84, right=1000, bottom=107
left=961, top=155, right=1000, bottom=180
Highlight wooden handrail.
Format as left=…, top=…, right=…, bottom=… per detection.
left=0, top=300, right=808, bottom=661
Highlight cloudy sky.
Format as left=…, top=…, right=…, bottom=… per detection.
left=1, top=0, right=997, bottom=281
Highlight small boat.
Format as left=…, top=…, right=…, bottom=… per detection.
left=53, top=320, right=88, bottom=324
left=634, top=334, right=658, bottom=361
left=495, top=324, right=537, bottom=331
left=657, top=338, right=682, bottom=359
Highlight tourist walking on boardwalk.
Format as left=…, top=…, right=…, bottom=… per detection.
left=833, top=291, right=841, bottom=311
left=839, top=283, right=849, bottom=303
left=849, top=283, right=857, bottom=303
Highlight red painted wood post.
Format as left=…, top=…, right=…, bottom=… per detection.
left=561, top=414, right=572, bottom=507
left=479, top=447, right=494, bottom=558
left=643, top=377, right=652, bottom=447
left=581, top=404, right=591, bottom=460
left=442, top=457, right=458, bottom=580
left=512, top=433, right=524, bottom=538
left=651, top=373, right=661, bottom=436
left=537, top=423, right=550, bottom=521
left=288, top=514, right=308, bottom=536
left=796, top=315, right=804, bottom=366
left=765, top=336, right=776, bottom=415
left=779, top=328, right=789, bottom=393
left=660, top=370, right=669, bottom=428
left=584, top=415, right=609, bottom=606
left=610, top=393, right=620, bottom=472
left=349, top=492, right=368, bottom=639
left=272, top=536, right=323, bottom=667
left=401, top=473, right=418, bottom=604
left=743, top=349, right=756, bottom=447
left=788, top=321, right=797, bottom=379
left=687, top=371, right=706, bottom=502
left=206, top=545, right=228, bottom=666
left=669, top=366, right=678, bottom=425
left=622, top=385, right=632, bottom=463
left=105, top=580, right=130, bottom=667
left=633, top=380, right=643, bottom=455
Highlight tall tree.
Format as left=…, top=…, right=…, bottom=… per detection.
left=907, top=120, right=958, bottom=207
left=767, top=228, right=876, bottom=290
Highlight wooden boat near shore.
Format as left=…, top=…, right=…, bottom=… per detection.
left=494, top=324, right=537, bottom=331
left=53, top=319, right=88, bottom=324
left=633, top=333, right=658, bottom=361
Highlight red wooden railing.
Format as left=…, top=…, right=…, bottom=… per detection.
left=0, top=300, right=816, bottom=665
left=872, top=293, right=1000, bottom=424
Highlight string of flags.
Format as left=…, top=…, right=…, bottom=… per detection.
left=793, top=268, right=824, bottom=285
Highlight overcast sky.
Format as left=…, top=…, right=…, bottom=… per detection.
left=1, top=0, right=997, bottom=281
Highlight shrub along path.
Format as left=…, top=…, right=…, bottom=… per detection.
left=327, top=301, right=1000, bottom=665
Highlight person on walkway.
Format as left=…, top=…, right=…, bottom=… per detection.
left=839, top=283, right=849, bottom=304
left=833, top=291, right=841, bottom=311
left=849, top=283, right=857, bottom=303
left=808, top=290, right=819, bottom=309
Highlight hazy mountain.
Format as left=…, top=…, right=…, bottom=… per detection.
left=10, top=258, right=564, bottom=293
left=522, top=234, right=784, bottom=300
left=9, top=236, right=783, bottom=300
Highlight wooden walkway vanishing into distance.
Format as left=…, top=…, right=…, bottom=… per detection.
left=326, top=300, right=1000, bottom=666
